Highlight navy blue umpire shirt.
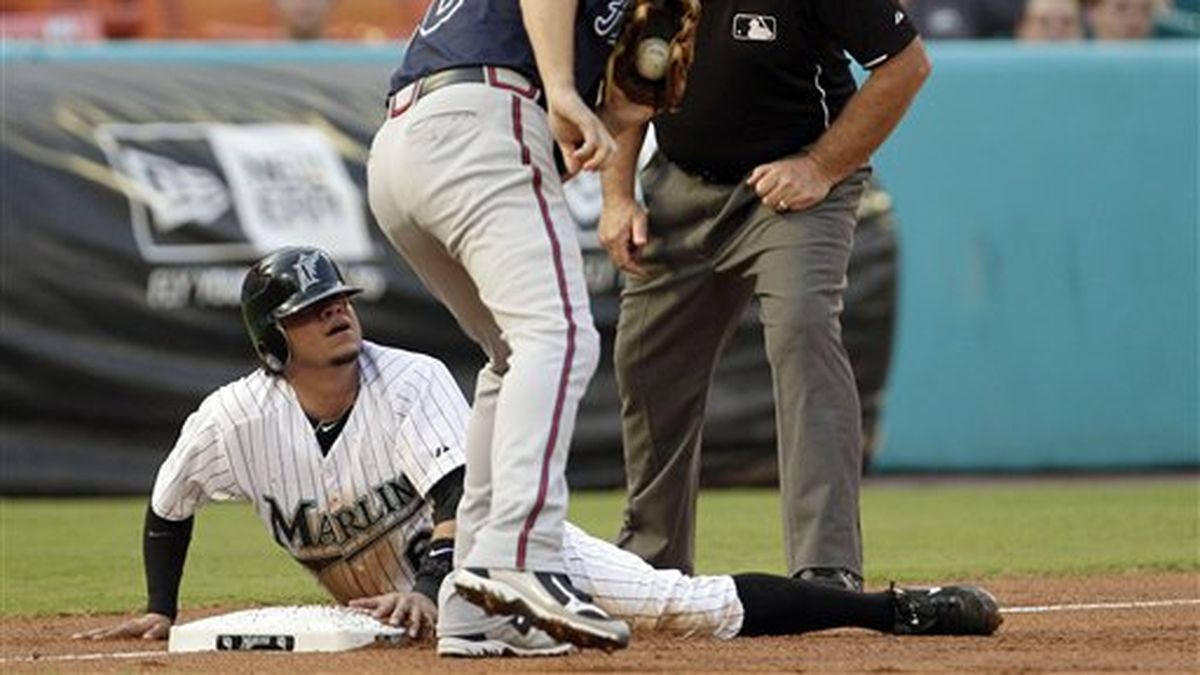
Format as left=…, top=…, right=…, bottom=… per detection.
left=392, top=0, right=630, bottom=102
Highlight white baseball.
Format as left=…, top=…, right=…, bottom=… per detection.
left=635, top=37, right=670, bottom=81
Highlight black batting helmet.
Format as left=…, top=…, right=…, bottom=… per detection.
left=241, top=246, right=362, bottom=373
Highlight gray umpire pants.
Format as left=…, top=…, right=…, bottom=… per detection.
left=615, top=153, right=868, bottom=577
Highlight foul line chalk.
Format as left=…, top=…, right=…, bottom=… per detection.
left=0, top=650, right=167, bottom=664
left=1003, top=598, right=1200, bottom=614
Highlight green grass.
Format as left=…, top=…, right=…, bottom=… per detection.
left=2, top=478, right=1197, bottom=616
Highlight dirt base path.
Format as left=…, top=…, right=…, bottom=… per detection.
left=3, top=571, right=1197, bottom=672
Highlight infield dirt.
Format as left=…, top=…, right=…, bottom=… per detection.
left=3, top=571, right=1196, bottom=672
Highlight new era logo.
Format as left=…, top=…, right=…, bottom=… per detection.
left=95, top=122, right=372, bottom=264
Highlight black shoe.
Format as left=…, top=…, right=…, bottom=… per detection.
left=796, top=567, right=864, bottom=592
left=890, top=584, right=1003, bottom=635
left=454, top=567, right=630, bottom=652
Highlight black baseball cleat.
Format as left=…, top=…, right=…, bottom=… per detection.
left=889, top=584, right=1003, bottom=635
left=454, top=567, right=630, bottom=652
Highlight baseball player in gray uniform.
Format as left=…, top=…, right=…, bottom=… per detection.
left=366, top=0, right=654, bottom=652
left=75, top=246, right=1001, bottom=657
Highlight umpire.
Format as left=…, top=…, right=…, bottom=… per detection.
left=599, top=0, right=930, bottom=590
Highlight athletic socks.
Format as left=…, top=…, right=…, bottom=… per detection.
left=732, top=573, right=894, bottom=636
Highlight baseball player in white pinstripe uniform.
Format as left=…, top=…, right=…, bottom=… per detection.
left=74, top=247, right=469, bottom=641
left=75, top=247, right=1001, bottom=655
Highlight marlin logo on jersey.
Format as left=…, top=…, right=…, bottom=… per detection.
left=264, top=476, right=423, bottom=567
left=294, top=251, right=323, bottom=293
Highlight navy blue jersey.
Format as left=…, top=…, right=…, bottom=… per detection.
left=392, top=0, right=628, bottom=102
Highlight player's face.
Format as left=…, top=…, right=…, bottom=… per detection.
left=280, top=294, right=362, bottom=369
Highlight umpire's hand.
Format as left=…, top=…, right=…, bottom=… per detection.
left=599, top=196, right=650, bottom=276
left=747, top=155, right=836, bottom=213
left=349, top=592, right=437, bottom=639
left=72, top=612, right=172, bottom=641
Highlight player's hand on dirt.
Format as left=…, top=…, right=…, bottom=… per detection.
left=599, top=196, right=650, bottom=276
left=72, top=612, right=172, bottom=641
left=349, top=592, right=437, bottom=639
left=747, top=155, right=836, bottom=213
left=545, top=87, right=617, bottom=176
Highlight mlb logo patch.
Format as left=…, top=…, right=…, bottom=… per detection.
left=732, top=13, right=777, bottom=41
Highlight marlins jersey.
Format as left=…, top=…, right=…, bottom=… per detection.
left=150, top=341, right=468, bottom=604
left=392, top=0, right=629, bottom=99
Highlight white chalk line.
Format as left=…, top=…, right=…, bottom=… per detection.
left=1, top=649, right=167, bottom=664
left=1002, top=598, right=1200, bottom=614
left=4, top=599, right=1197, bottom=664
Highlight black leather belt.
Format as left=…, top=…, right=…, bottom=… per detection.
left=387, top=66, right=539, bottom=118
left=420, top=67, right=488, bottom=96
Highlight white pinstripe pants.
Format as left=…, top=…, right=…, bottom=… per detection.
left=439, top=522, right=745, bottom=639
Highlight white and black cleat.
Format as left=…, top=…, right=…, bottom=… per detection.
left=438, top=614, right=575, bottom=657
left=454, top=567, right=630, bottom=651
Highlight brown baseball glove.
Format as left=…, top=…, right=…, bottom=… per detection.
left=605, top=0, right=701, bottom=113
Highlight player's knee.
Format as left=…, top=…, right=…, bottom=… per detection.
left=507, top=320, right=599, bottom=382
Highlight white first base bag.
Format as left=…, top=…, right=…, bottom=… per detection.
left=168, top=606, right=407, bottom=653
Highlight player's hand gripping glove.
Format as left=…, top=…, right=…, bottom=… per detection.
left=605, top=0, right=701, bottom=113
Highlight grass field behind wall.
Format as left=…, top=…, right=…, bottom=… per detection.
left=1, top=477, right=1196, bottom=616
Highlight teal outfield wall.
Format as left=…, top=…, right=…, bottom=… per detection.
left=871, top=43, right=1199, bottom=470
left=3, top=41, right=1197, bottom=474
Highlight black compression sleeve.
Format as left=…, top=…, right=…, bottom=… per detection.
left=413, top=538, right=454, bottom=602
left=427, top=467, right=464, bottom=524
left=733, top=573, right=894, bottom=636
left=143, top=505, right=194, bottom=621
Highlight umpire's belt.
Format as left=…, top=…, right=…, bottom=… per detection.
left=387, top=66, right=540, bottom=118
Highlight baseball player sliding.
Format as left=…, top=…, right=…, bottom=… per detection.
left=75, top=247, right=1001, bottom=658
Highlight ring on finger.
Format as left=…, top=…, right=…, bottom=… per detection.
left=776, top=200, right=788, bottom=212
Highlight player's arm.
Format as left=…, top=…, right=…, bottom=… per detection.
left=414, top=466, right=461, bottom=601
left=349, top=467, right=463, bottom=638
left=520, top=0, right=616, bottom=174
left=72, top=506, right=193, bottom=641
left=74, top=405, right=233, bottom=641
